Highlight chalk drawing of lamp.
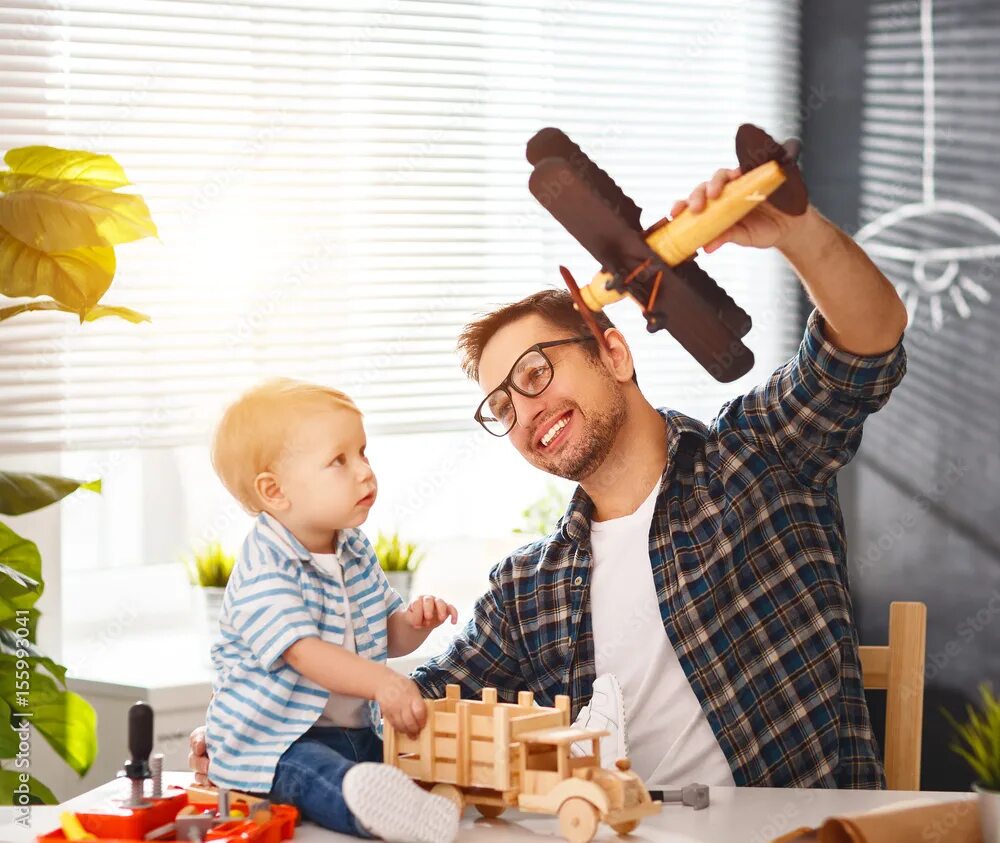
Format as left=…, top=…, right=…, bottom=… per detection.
left=855, top=0, right=997, bottom=332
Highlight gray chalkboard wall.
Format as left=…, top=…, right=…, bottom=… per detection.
left=801, top=0, right=1000, bottom=790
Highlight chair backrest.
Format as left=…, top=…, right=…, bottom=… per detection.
left=858, top=601, right=927, bottom=790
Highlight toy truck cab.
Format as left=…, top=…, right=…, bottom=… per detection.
left=516, top=726, right=659, bottom=843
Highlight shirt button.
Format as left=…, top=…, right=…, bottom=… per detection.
left=574, top=576, right=584, bottom=586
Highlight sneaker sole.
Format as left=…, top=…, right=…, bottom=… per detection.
left=603, top=675, right=629, bottom=760
left=343, top=763, right=460, bottom=843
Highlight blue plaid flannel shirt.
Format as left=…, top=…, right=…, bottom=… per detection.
left=413, top=308, right=906, bottom=789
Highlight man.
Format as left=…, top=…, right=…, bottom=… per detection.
left=191, top=166, right=907, bottom=789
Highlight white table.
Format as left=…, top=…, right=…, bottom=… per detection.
left=0, top=772, right=974, bottom=843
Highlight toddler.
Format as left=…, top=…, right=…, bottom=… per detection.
left=206, top=378, right=460, bottom=843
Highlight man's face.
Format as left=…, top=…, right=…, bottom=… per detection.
left=477, top=315, right=628, bottom=481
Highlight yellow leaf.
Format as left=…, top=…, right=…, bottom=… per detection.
left=0, top=298, right=150, bottom=325
left=81, top=304, right=150, bottom=323
left=0, top=230, right=115, bottom=310
left=4, top=146, right=131, bottom=189
left=0, top=299, right=73, bottom=321
left=0, top=174, right=157, bottom=253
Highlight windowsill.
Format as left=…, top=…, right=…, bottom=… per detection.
left=63, top=629, right=436, bottom=707
left=61, top=533, right=534, bottom=693
left=62, top=563, right=211, bottom=689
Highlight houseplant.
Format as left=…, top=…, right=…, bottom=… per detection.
left=0, top=475, right=101, bottom=805
left=943, top=682, right=1000, bottom=841
left=374, top=531, right=424, bottom=604
left=183, top=542, right=236, bottom=647
left=513, top=481, right=571, bottom=537
left=0, top=144, right=156, bottom=804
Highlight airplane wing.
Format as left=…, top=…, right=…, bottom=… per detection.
left=529, top=155, right=754, bottom=382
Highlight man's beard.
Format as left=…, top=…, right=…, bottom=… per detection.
left=529, top=381, right=628, bottom=482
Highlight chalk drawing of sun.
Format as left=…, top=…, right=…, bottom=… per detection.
left=854, top=0, right=998, bottom=332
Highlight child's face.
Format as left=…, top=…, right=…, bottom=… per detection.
left=275, top=407, right=377, bottom=533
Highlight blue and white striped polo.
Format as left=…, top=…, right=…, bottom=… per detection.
left=206, top=512, right=403, bottom=792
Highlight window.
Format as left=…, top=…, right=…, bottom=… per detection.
left=0, top=1, right=802, bottom=651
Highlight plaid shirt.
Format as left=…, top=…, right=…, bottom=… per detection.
left=413, top=308, right=906, bottom=789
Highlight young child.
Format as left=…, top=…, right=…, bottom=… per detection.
left=206, top=378, right=461, bottom=843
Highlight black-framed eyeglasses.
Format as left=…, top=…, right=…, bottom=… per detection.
left=474, top=337, right=597, bottom=437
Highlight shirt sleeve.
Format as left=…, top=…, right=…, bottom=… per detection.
left=374, top=565, right=405, bottom=616
left=728, top=307, right=907, bottom=489
left=410, top=562, right=525, bottom=700
left=227, top=556, right=319, bottom=671
left=354, top=530, right=405, bottom=616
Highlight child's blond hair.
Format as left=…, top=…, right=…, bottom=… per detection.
left=212, top=378, right=361, bottom=513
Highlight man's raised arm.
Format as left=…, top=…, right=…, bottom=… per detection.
left=678, top=171, right=909, bottom=489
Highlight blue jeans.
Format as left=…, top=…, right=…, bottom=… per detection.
left=268, top=725, right=383, bottom=836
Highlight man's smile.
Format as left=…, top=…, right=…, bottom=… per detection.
left=535, top=409, right=575, bottom=451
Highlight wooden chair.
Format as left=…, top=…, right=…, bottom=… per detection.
left=858, top=601, right=927, bottom=790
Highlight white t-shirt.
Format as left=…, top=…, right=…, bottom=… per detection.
left=309, top=552, right=371, bottom=729
left=589, top=480, right=736, bottom=787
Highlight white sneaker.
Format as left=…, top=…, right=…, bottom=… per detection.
left=342, top=763, right=459, bottom=843
left=571, top=673, right=628, bottom=767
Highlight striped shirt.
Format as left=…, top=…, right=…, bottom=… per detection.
left=206, top=512, right=403, bottom=792
left=413, top=308, right=906, bottom=789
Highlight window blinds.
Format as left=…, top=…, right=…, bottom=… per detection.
left=0, top=0, right=801, bottom=453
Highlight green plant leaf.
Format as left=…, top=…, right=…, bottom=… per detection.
left=0, top=668, right=95, bottom=777
left=0, top=524, right=42, bottom=618
left=374, top=531, right=423, bottom=573
left=0, top=629, right=90, bottom=785
left=951, top=743, right=991, bottom=784
left=0, top=173, right=157, bottom=253
left=0, top=298, right=150, bottom=324
left=4, top=146, right=131, bottom=189
left=942, top=683, right=1000, bottom=789
left=0, top=561, right=39, bottom=593
left=6, top=607, right=40, bottom=640
left=513, top=482, right=570, bottom=535
left=0, top=472, right=101, bottom=516
left=0, top=695, right=21, bottom=757
left=0, top=229, right=116, bottom=311
left=0, top=559, right=41, bottom=626
left=0, top=629, right=67, bottom=686
left=184, top=542, right=236, bottom=588
left=24, top=678, right=95, bottom=777
left=0, top=768, right=58, bottom=806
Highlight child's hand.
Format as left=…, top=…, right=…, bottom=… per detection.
left=376, top=672, right=427, bottom=739
left=403, top=595, right=459, bottom=630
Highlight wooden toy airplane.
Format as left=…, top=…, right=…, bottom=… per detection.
left=526, top=124, right=808, bottom=382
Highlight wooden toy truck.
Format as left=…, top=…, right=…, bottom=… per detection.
left=383, top=685, right=660, bottom=843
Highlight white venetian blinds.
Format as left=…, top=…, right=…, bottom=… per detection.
left=0, top=0, right=801, bottom=453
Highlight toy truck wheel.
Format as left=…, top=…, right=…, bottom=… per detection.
left=431, top=784, right=465, bottom=814
left=558, top=797, right=599, bottom=843
left=610, top=819, right=639, bottom=835
left=475, top=804, right=506, bottom=819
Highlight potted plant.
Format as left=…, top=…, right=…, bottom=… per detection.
left=0, top=144, right=156, bottom=803
left=374, top=531, right=424, bottom=604
left=943, top=682, right=1000, bottom=842
left=513, top=481, right=571, bottom=538
left=184, top=542, right=236, bottom=645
